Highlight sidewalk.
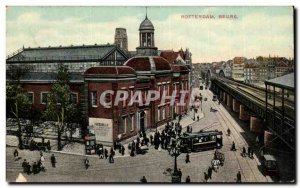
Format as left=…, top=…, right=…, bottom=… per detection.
left=6, top=110, right=205, bottom=158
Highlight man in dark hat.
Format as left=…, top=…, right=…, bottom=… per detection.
left=51, top=154, right=56, bottom=168
left=104, top=148, right=108, bottom=159
left=32, top=162, right=38, bottom=174
left=22, top=159, right=27, bottom=173
left=186, top=176, right=191, bottom=183
left=231, top=141, right=236, bottom=151
left=140, top=176, right=147, bottom=183
left=208, top=166, right=212, bottom=179
left=248, top=146, right=251, bottom=158
left=242, top=147, right=246, bottom=157
left=185, top=153, right=190, bottom=163
left=84, top=158, right=89, bottom=169
left=237, top=171, right=242, bottom=182
left=178, top=169, right=182, bottom=182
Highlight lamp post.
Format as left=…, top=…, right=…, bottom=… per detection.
left=170, top=139, right=181, bottom=183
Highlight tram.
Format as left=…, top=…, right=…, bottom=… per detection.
left=179, top=130, right=223, bottom=153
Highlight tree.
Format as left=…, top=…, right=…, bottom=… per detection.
left=6, top=83, right=31, bottom=149
left=42, top=64, right=78, bottom=151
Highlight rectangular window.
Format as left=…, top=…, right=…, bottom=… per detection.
left=162, top=107, right=165, bottom=120
left=128, top=115, right=134, bottom=131
left=119, top=117, right=126, bottom=134
left=70, top=93, right=78, bottom=104
left=157, top=108, right=160, bottom=121
left=41, top=92, right=49, bottom=105
left=91, top=91, right=97, bottom=107
left=27, top=92, right=34, bottom=104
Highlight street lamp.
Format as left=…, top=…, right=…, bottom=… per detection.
left=170, top=139, right=182, bottom=183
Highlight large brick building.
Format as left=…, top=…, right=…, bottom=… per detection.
left=6, top=14, right=191, bottom=145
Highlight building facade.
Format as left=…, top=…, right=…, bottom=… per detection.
left=232, top=57, right=245, bottom=81
left=6, top=13, right=191, bottom=145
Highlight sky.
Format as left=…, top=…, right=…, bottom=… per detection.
left=6, top=6, right=294, bottom=63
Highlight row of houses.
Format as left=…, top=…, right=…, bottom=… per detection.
left=208, top=56, right=294, bottom=85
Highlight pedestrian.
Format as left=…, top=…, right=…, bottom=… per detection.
left=204, top=172, right=208, bottom=182
left=98, top=146, right=104, bottom=159
left=242, top=147, right=246, bottom=157
left=47, top=140, right=51, bottom=151
left=130, top=148, right=135, bottom=157
left=109, top=153, right=113, bottom=163
left=214, top=149, right=218, bottom=159
left=84, top=158, right=89, bottom=169
left=178, top=169, right=182, bottom=182
left=231, top=141, right=236, bottom=151
left=22, top=159, right=27, bottom=173
left=164, top=138, right=168, bottom=150
left=13, top=149, right=19, bottom=161
left=113, top=141, right=117, bottom=150
left=247, top=146, right=251, bottom=157
left=208, top=167, right=212, bottom=179
left=236, top=171, right=242, bottom=182
left=186, top=176, right=191, bottom=183
left=104, top=148, right=108, bottom=159
left=26, top=162, right=31, bottom=175
left=150, top=134, right=154, bottom=145
left=109, top=148, right=115, bottom=163
left=32, top=162, right=38, bottom=175
left=119, top=144, right=122, bottom=154
left=121, top=145, right=125, bottom=156
left=40, top=154, right=45, bottom=162
left=37, top=159, right=45, bottom=172
left=251, top=149, right=254, bottom=159
left=227, top=128, right=231, bottom=136
left=140, top=176, right=147, bottom=183
left=185, top=153, right=190, bottom=163
left=197, top=115, right=199, bottom=121
left=50, top=154, right=56, bottom=168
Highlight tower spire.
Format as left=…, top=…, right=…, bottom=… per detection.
left=146, top=6, right=148, bottom=19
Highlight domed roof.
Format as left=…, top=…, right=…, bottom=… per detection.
left=124, top=56, right=171, bottom=73
left=84, top=66, right=136, bottom=77
left=139, top=16, right=154, bottom=30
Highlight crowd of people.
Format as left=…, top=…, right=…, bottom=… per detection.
left=21, top=151, right=47, bottom=175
